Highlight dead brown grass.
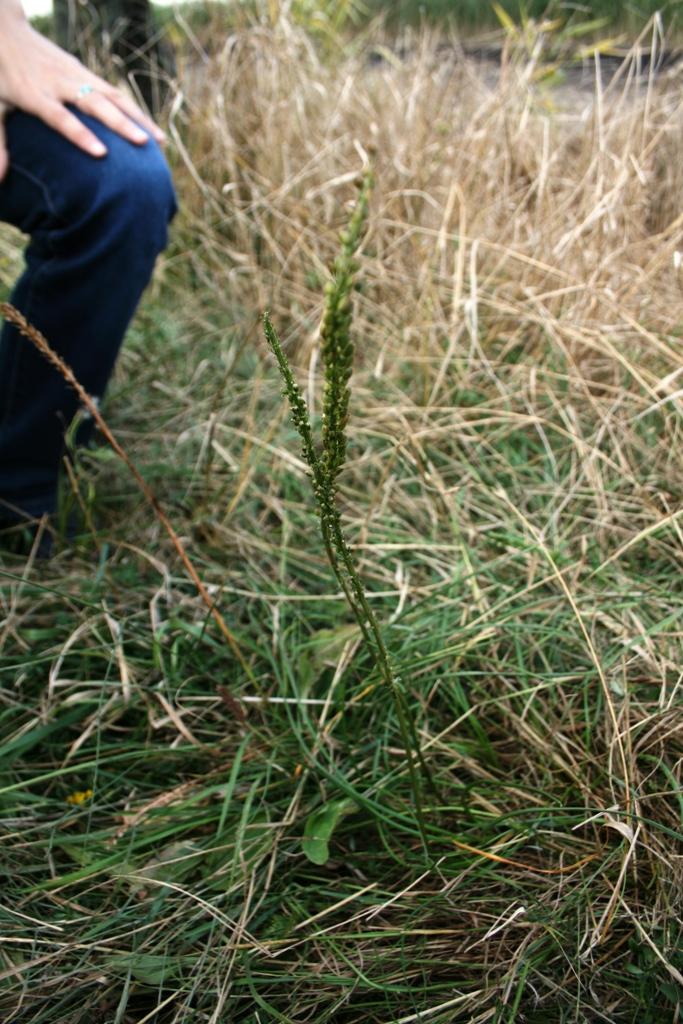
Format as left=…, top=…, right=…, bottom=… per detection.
left=0, top=13, right=681, bottom=1022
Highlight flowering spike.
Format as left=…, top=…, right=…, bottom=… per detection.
left=320, top=172, right=373, bottom=487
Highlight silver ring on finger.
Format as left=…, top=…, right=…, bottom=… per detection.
left=76, top=83, right=95, bottom=101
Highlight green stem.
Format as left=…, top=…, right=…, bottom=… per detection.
left=326, top=506, right=438, bottom=801
left=264, top=195, right=436, bottom=858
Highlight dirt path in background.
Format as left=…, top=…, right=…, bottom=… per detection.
left=368, top=42, right=683, bottom=96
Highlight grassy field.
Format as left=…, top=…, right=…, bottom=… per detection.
left=1, top=7, right=683, bottom=1023
left=364, top=0, right=683, bottom=31
left=150, top=0, right=683, bottom=37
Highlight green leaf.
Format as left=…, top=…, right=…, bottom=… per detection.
left=577, top=36, right=625, bottom=59
left=561, top=17, right=611, bottom=40
left=120, top=841, right=201, bottom=894
left=492, top=2, right=517, bottom=35
left=302, top=799, right=357, bottom=865
left=309, top=623, right=362, bottom=671
left=107, top=953, right=188, bottom=987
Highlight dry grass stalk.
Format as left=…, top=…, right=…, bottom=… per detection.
left=0, top=301, right=252, bottom=682
left=0, top=13, right=681, bottom=1020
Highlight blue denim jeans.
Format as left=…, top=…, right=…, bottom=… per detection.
left=0, top=107, right=176, bottom=519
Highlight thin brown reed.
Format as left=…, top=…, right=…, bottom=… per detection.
left=0, top=301, right=253, bottom=683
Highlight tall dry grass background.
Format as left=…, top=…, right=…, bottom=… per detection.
left=0, top=8, right=682, bottom=1022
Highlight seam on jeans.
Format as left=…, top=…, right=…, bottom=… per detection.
left=0, top=250, right=58, bottom=432
left=0, top=161, right=64, bottom=432
left=0, top=247, right=61, bottom=512
left=4, top=162, right=65, bottom=226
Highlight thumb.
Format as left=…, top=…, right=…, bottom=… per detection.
left=0, top=103, right=9, bottom=182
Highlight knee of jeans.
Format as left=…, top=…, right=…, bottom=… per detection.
left=62, top=132, right=177, bottom=261
left=103, top=137, right=177, bottom=256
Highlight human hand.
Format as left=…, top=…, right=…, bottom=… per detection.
left=0, top=0, right=166, bottom=180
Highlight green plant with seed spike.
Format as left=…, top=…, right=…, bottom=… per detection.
left=263, top=173, right=435, bottom=856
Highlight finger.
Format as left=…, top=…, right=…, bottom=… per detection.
left=0, top=104, right=8, bottom=181
left=39, top=100, right=107, bottom=158
left=100, top=86, right=167, bottom=144
left=83, top=77, right=166, bottom=144
left=75, top=89, right=150, bottom=146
